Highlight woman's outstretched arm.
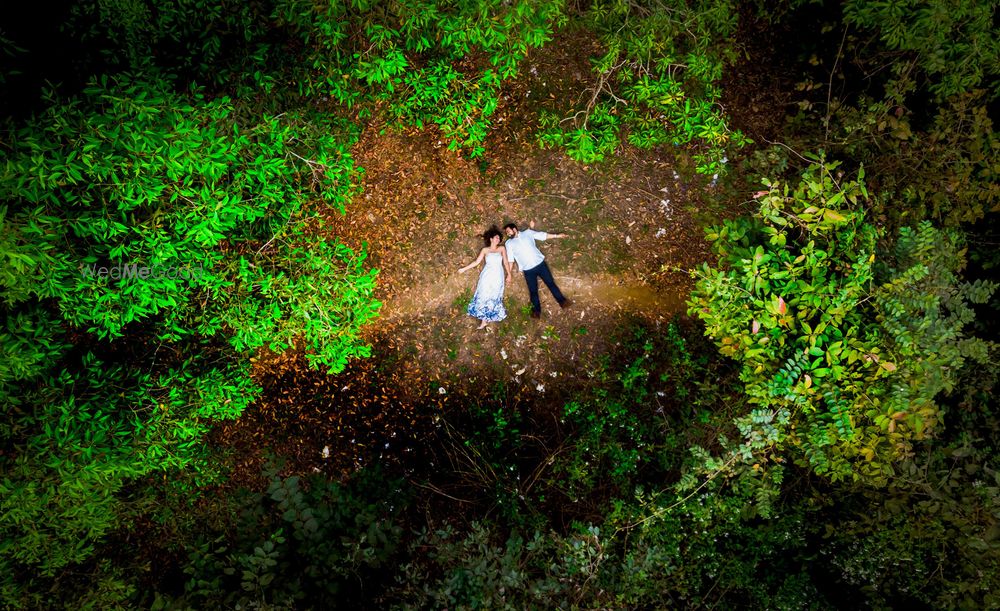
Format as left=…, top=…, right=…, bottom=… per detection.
left=500, top=246, right=513, bottom=281
left=458, top=248, right=486, bottom=273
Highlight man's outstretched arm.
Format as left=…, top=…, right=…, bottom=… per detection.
left=528, top=220, right=568, bottom=239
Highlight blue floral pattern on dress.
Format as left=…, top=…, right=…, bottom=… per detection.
left=467, top=252, right=506, bottom=322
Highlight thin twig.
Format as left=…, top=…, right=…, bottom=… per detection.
left=408, top=479, right=473, bottom=504
left=618, top=453, right=741, bottom=534
left=506, top=193, right=589, bottom=202
left=759, top=137, right=811, bottom=164
left=825, top=26, right=849, bottom=143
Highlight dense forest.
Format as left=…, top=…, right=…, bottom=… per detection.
left=1, top=0, right=998, bottom=608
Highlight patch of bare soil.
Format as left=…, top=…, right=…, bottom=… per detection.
left=328, top=97, right=714, bottom=398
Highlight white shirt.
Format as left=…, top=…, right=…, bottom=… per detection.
left=505, top=229, right=548, bottom=271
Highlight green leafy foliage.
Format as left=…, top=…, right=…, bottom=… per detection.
left=843, top=0, right=1000, bottom=102
left=1, top=353, right=259, bottom=581
left=274, top=0, right=566, bottom=157
left=690, top=159, right=996, bottom=485
left=163, top=467, right=406, bottom=609
left=784, top=0, right=999, bottom=228
left=388, top=490, right=822, bottom=608
left=65, top=0, right=269, bottom=84
left=1, top=74, right=379, bottom=370
left=818, top=435, right=1000, bottom=608
left=538, top=0, right=749, bottom=173
left=0, top=308, right=66, bottom=393
left=0, top=73, right=380, bottom=594
left=556, top=329, right=670, bottom=498
left=862, top=91, right=997, bottom=227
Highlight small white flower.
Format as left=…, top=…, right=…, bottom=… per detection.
left=322, top=445, right=330, bottom=458
left=438, top=387, right=447, bottom=395
left=500, top=349, right=508, bottom=360
left=549, top=371, right=558, bottom=378
left=655, top=228, right=667, bottom=238
left=536, top=383, right=545, bottom=392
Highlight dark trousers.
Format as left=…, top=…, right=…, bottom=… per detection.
left=523, top=261, right=565, bottom=313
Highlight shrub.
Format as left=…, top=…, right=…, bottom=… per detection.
left=0, top=73, right=379, bottom=590
left=689, top=158, right=996, bottom=487
left=538, top=0, right=749, bottom=173
left=274, top=0, right=567, bottom=157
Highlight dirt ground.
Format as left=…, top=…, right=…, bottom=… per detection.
left=335, top=125, right=708, bottom=380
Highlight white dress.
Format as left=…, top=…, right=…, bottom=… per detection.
left=466, top=252, right=506, bottom=322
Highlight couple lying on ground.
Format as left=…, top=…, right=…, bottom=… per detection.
left=458, top=222, right=571, bottom=329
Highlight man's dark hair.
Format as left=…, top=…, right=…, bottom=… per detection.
left=503, top=222, right=518, bottom=232
left=483, top=226, right=503, bottom=247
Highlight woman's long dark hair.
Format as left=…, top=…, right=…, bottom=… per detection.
left=482, top=225, right=502, bottom=247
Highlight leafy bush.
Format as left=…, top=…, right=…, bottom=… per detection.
left=0, top=73, right=379, bottom=593
left=1, top=353, right=258, bottom=586
left=274, top=0, right=566, bottom=157
left=65, top=0, right=268, bottom=83
left=556, top=326, right=675, bottom=498
left=836, top=90, right=999, bottom=228
left=819, top=436, right=1000, bottom=608
left=387, top=496, right=824, bottom=609
left=538, top=0, right=749, bottom=173
left=165, top=466, right=407, bottom=609
left=843, top=0, right=999, bottom=103
left=689, top=159, right=996, bottom=486
left=1, top=74, right=379, bottom=370
left=783, top=0, right=999, bottom=229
